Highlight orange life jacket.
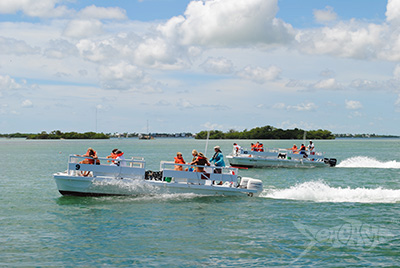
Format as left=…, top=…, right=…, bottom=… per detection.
left=174, top=156, right=185, bottom=164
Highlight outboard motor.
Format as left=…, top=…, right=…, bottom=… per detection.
left=324, top=158, right=337, bottom=167
left=239, top=177, right=251, bottom=189
left=247, top=179, right=263, bottom=195
left=145, top=170, right=163, bottom=181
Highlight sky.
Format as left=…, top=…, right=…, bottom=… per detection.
left=0, top=0, right=399, bottom=135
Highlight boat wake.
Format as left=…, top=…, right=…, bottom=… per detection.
left=261, top=181, right=400, bottom=203
left=337, top=156, right=400, bottom=169
left=92, top=178, right=209, bottom=200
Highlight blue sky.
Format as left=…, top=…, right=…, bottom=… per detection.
left=0, top=0, right=399, bottom=135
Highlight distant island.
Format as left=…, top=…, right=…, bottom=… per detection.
left=0, top=130, right=193, bottom=139
left=334, top=133, right=400, bottom=138
left=1, top=128, right=398, bottom=140
left=27, top=131, right=109, bottom=139
left=195, top=126, right=334, bottom=140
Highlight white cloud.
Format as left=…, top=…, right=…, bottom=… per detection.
left=313, top=78, right=341, bottom=90
left=349, top=79, right=382, bottom=91
left=294, top=1, right=400, bottom=62
left=178, top=98, right=195, bottom=109
left=237, top=65, right=281, bottom=83
left=21, top=99, right=33, bottom=108
left=272, top=102, right=317, bottom=111
left=157, top=0, right=294, bottom=47
left=394, top=64, right=400, bottom=79
left=76, top=39, right=104, bottom=62
left=272, top=102, right=286, bottom=109
left=319, top=69, right=336, bottom=78
left=202, top=122, right=224, bottom=130
left=395, top=94, right=400, bottom=107
left=0, top=75, right=22, bottom=91
left=0, top=0, right=70, bottom=18
left=295, top=21, right=385, bottom=60
left=98, top=62, right=160, bottom=92
left=63, top=19, right=104, bottom=39
left=200, top=57, right=234, bottom=74
left=345, top=100, right=363, bottom=110
left=44, top=39, right=79, bottom=58
left=78, top=5, right=127, bottom=20
left=288, top=102, right=317, bottom=111
left=132, top=37, right=188, bottom=69
left=0, top=36, right=40, bottom=55
left=313, top=6, right=337, bottom=23
left=386, top=0, right=400, bottom=25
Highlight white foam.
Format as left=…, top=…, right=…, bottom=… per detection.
left=337, top=156, right=400, bottom=169
left=261, top=181, right=400, bottom=203
left=92, top=178, right=206, bottom=201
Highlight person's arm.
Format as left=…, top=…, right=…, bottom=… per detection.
left=214, top=153, right=223, bottom=166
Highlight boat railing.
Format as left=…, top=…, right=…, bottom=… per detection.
left=237, top=147, right=324, bottom=158
left=67, top=155, right=146, bottom=178
left=160, top=161, right=239, bottom=186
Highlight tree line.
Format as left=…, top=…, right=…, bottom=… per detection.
left=26, top=131, right=109, bottom=139
left=195, top=126, right=335, bottom=140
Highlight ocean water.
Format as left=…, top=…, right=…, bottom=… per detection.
left=1, top=138, right=400, bottom=267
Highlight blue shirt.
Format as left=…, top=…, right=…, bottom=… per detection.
left=210, top=152, right=225, bottom=167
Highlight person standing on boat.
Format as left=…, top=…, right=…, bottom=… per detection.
left=174, top=152, right=186, bottom=171
left=233, top=143, right=241, bottom=156
left=308, top=140, right=315, bottom=155
left=299, top=144, right=308, bottom=158
left=210, top=146, right=225, bottom=173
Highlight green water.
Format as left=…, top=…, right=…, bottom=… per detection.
left=1, top=138, right=399, bottom=267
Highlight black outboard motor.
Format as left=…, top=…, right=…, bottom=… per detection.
left=324, top=158, right=337, bottom=167
left=145, top=170, right=163, bottom=180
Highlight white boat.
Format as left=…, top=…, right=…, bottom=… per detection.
left=53, top=155, right=263, bottom=197
left=227, top=148, right=337, bottom=168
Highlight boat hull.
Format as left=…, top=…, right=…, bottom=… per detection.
left=54, top=173, right=260, bottom=197
left=53, top=155, right=262, bottom=197
left=227, top=155, right=335, bottom=168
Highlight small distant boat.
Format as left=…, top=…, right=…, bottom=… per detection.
left=138, top=134, right=154, bottom=140
left=227, top=148, right=337, bottom=168
left=53, top=155, right=263, bottom=197
left=139, top=120, right=154, bottom=139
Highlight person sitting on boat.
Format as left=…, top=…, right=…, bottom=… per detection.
left=76, top=148, right=99, bottom=176
left=308, top=140, right=315, bottom=155
left=189, top=152, right=210, bottom=172
left=250, top=143, right=256, bottom=151
left=77, top=148, right=99, bottom=165
left=253, top=142, right=260, bottom=152
left=287, top=144, right=298, bottom=153
left=210, top=146, right=225, bottom=174
left=107, top=148, right=118, bottom=164
left=185, top=149, right=198, bottom=171
left=190, top=150, right=198, bottom=162
left=233, top=143, right=241, bottom=156
left=299, top=144, right=308, bottom=158
left=257, top=143, right=264, bottom=152
left=174, top=152, right=186, bottom=171
left=112, top=150, right=126, bottom=166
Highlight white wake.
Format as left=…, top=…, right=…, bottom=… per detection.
left=261, top=181, right=400, bottom=203
left=337, top=156, right=400, bottom=169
